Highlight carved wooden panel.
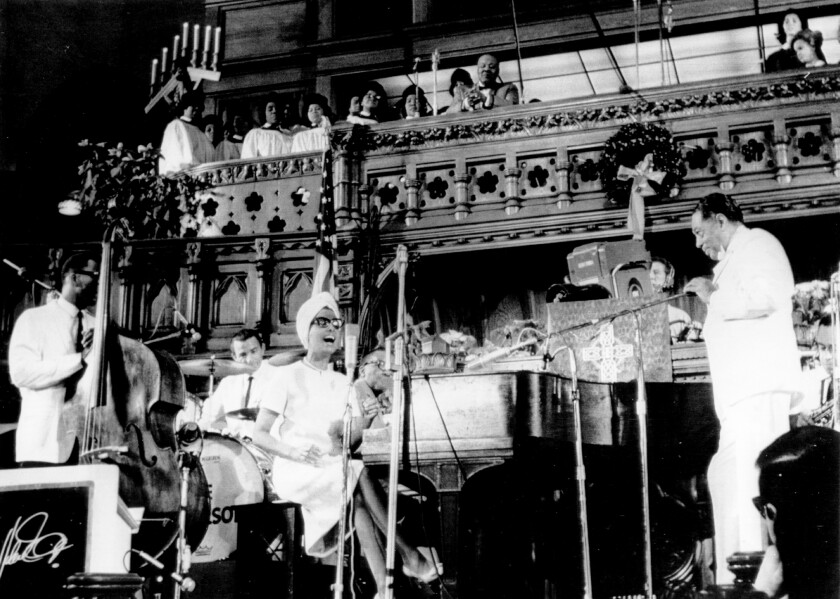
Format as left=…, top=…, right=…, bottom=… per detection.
left=788, top=120, right=833, bottom=170
left=467, top=160, right=505, bottom=205
left=418, top=166, right=455, bottom=211
left=731, top=126, right=773, bottom=177
left=222, top=1, right=307, bottom=61
left=146, top=281, right=178, bottom=333
left=212, top=274, right=248, bottom=327
left=676, top=134, right=717, bottom=183
left=367, top=172, right=405, bottom=215
left=569, top=148, right=603, bottom=196
left=517, top=154, right=559, bottom=204
left=279, top=269, right=312, bottom=325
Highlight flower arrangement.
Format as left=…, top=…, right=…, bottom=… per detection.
left=792, top=280, right=831, bottom=347
left=598, top=122, right=685, bottom=205
left=793, top=280, right=831, bottom=325
left=67, top=140, right=214, bottom=239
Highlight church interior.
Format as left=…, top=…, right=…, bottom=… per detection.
left=0, top=0, right=839, bottom=598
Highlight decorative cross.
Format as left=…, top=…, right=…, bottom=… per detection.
left=616, top=152, right=666, bottom=240
left=581, top=324, right=634, bottom=383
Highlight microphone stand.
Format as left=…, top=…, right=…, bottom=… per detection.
left=333, top=362, right=357, bottom=599
left=549, top=292, right=684, bottom=599
left=383, top=245, right=409, bottom=599
left=544, top=345, right=592, bottom=599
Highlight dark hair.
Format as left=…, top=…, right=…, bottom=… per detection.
left=757, top=426, right=840, bottom=599
left=203, top=115, right=222, bottom=144
left=792, top=29, right=826, bottom=63
left=650, top=256, right=676, bottom=290
left=776, top=9, right=808, bottom=45
left=449, top=68, right=474, bottom=96
left=301, top=93, right=333, bottom=122
left=694, top=193, right=743, bottom=224
left=398, top=85, right=429, bottom=118
left=177, top=91, right=204, bottom=115
left=357, top=81, right=389, bottom=122
left=231, top=327, right=263, bottom=348
left=61, top=253, right=99, bottom=278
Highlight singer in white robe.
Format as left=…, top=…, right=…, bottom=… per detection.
left=252, top=292, right=438, bottom=594
left=686, top=194, right=801, bottom=584
left=240, top=125, right=292, bottom=159
left=159, top=117, right=216, bottom=175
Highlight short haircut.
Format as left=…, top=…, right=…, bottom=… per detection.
left=757, top=426, right=840, bottom=598
left=230, top=327, right=263, bottom=348
left=61, top=252, right=98, bottom=278
left=694, top=193, right=744, bottom=224
left=360, top=349, right=385, bottom=368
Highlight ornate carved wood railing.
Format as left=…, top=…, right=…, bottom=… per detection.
left=2, top=68, right=839, bottom=366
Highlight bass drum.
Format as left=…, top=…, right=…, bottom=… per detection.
left=191, top=431, right=276, bottom=563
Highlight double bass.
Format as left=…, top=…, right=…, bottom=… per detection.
left=62, top=232, right=210, bottom=574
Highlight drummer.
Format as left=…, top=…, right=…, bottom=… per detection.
left=197, top=328, right=277, bottom=438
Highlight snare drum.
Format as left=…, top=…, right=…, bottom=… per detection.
left=192, top=432, right=276, bottom=562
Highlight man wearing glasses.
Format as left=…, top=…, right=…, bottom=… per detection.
left=8, top=253, right=99, bottom=467
left=354, top=349, right=392, bottom=429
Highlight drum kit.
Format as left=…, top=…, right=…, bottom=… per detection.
left=175, top=353, right=298, bottom=567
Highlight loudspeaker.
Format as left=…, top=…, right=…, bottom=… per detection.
left=566, top=240, right=652, bottom=298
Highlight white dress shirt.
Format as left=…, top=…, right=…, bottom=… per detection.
left=197, top=360, right=279, bottom=437
left=9, top=297, right=92, bottom=463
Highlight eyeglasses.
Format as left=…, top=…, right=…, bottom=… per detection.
left=752, top=496, right=770, bottom=519
left=311, top=316, right=345, bottom=329
left=76, top=269, right=99, bottom=278
left=362, top=359, right=386, bottom=370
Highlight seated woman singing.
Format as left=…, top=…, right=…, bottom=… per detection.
left=252, top=292, right=440, bottom=596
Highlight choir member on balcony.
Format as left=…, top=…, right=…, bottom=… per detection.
left=290, top=93, right=333, bottom=153
left=158, top=91, right=216, bottom=175
left=685, top=193, right=803, bottom=586
left=203, top=115, right=221, bottom=147
left=765, top=10, right=808, bottom=73
left=215, top=123, right=242, bottom=161
left=251, top=293, right=439, bottom=596
left=792, top=29, right=827, bottom=68
left=438, top=68, right=473, bottom=115
left=346, top=81, right=388, bottom=125
left=241, top=95, right=294, bottom=159
left=397, top=85, right=430, bottom=120
left=447, top=53, right=519, bottom=113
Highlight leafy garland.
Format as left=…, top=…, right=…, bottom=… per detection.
left=67, top=140, right=213, bottom=239
left=598, top=122, right=685, bottom=205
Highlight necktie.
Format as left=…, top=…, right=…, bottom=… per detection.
left=243, top=375, right=253, bottom=409
left=75, top=311, right=84, bottom=353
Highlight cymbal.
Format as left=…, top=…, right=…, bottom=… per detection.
left=178, top=358, right=254, bottom=377
left=267, top=348, right=307, bottom=367
left=225, top=407, right=260, bottom=421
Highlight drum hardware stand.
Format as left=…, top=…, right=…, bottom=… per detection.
left=543, top=344, right=592, bottom=599
left=548, top=293, right=682, bottom=599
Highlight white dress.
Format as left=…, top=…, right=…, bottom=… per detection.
left=240, top=126, right=293, bottom=159
left=261, top=360, right=363, bottom=556
left=703, top=225, right=801, bottom=583
left=290, top=124, right=330, bottom=153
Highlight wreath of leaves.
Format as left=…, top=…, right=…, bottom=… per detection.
left=599, top=122, right=685, bottom=206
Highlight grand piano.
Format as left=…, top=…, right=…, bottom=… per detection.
left=360, top=356, right=719, bottom=599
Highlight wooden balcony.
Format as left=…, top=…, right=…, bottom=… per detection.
left=3, top=68, right=839, bottom=363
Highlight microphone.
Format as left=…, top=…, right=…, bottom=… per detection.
left=344, top=323, right=360, bottom=375
left=133, top=549, right=196, bottom=592
left=464, top=338, right=539, bottom=371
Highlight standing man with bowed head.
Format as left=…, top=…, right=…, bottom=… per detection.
left=9, top=253, right=99, bottom=467
left=684, top=193, right=802, bottom=584
left=448, top=53, right=519, bottom=113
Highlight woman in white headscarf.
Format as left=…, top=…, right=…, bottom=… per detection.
left=252, top=292, right=438, bottom=595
